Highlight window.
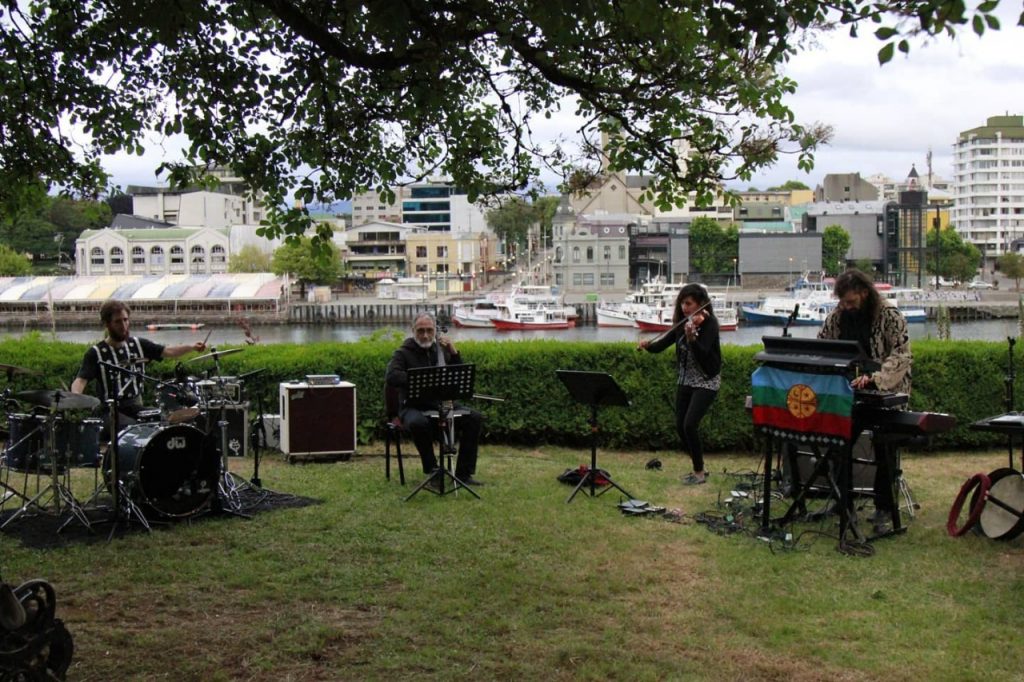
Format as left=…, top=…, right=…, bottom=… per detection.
left=170, top=246, right=185, bottom=265
left=600, top=272, right=615, bottom=286
left=436, top=246, right=448, bottom=258
left=582, top=273, right=594, bottom=286
left=555, top=246, right=563, bottom=263
left=618, top=245, right=626, bottom=259
left=190, top=245, right=206, bottom=265
left=109, top=247, right=123, bottom=265
left=415, top=264, right=427, bottom=273
left=586, top=247, right=594, bottom=263
left=90, top=247, right=105, bottom=266
left=150, top=246, right=164, bottom=265
left=603, top=245, right=611, bottom=261
left=572, top=273, right=582, bottom=285
left=131, top=246, right=145, bottom=265
left=211, top=245, right=226, bottom=264
left=416, top=246, right=427, bottom=258
left=572, top=247, right=580, bottom=263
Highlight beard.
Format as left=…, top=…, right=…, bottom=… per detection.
left=416, top=339, right=434, bottom=350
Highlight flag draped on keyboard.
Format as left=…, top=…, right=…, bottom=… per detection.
left=751, top=366, right=854, bottom=442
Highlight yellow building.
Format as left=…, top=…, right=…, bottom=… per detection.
left=405, top=232, right=491, bottom=295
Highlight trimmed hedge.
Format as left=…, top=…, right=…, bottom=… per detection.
left=0, top=333, right=1018, bottom=451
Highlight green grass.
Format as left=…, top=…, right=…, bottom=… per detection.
left=2, top=446, right=1023, bottom=681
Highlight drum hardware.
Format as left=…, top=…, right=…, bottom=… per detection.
left=186, top=346, right=243, bottom=365
left=0, top=408, right=91, bottom=532
left=14, top=389, right=100, bottom=412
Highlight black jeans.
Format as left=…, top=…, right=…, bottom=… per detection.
left=674, top=384, right=718, bottom=473
left=400, top=405, right=481, bottom=478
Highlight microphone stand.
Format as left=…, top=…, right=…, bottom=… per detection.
left=781, top=303, right=800, bottom=338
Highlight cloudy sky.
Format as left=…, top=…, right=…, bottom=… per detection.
left=742, top=8, right=1024, bottom=190
left=101, top=9, right=1024, bottom=195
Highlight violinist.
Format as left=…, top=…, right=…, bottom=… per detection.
left=637, top=283, right=722, bottom=485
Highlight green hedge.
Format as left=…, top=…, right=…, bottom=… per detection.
left=0, top=333, right=1018, bottom=451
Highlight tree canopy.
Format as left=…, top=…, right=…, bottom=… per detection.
left=688, top=217, right=738, bottom=275
left=926, top=225, right=982, bottom=283
left=0, top=244, right=31, bottom=276
left=271, top=236, right=344, bottom=285
left=1, top=1, right=1016, bottom=240
left=821, top=225, right=852, bottom=276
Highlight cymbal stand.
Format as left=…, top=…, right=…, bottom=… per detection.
left=1, top=395, right=34, bottom=512
left=102, top=395, right=151, bottom=536
left=210, top=390, right=252, bottom=518
left=1004, top=336, right=1017, bottom=470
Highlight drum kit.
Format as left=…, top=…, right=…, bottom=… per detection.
left=0, top=348, right=264, bottom=536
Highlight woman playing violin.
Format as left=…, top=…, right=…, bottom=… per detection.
left=637, top=283, right=722, bottom=485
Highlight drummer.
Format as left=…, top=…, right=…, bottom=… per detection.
left=71, top=299, right=206, bottom=428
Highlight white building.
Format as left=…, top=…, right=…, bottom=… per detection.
left=350, top=180, right=492, bottom=234
left=76, top=226, right=230, bottom=276
left=128, top=166, right=267, bottom=228
left=952, top=114, right=1024, bottom=258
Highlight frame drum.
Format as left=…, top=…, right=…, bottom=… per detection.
left=978, top=468, right=1024, bottom=541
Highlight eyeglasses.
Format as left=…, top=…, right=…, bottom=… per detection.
left=414, top=327, right=435, bottom=334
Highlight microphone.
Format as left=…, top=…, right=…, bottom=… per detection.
left=782, top=304, right=800, bottom=338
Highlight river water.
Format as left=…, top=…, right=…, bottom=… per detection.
left=23, top=317, right=1024, bottom=348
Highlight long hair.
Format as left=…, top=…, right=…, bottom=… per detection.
left=671, top=283, right=715, bottom=325
left=833, top=269, right=882, bottom=321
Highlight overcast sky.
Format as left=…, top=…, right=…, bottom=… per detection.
left=100, top=9, right=1024, bottom=196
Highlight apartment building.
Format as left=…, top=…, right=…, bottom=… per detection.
left=952, top=114, right=1024, bottom=258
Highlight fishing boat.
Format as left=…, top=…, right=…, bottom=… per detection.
left=595, top=278, right=680, bottom=327
left=146, top=322, right=205, bottom=331
left=491, top=306, right=574, bottom=330
left=452, top=297, right=503, bottom=328
left=633, top=292, right=739, bottom=332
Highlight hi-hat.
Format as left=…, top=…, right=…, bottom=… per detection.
left=16, top=389, right=101, bottom=411
left=0, top=363, right=40, bottom=376
left=187, top=347, right=243, bottom=364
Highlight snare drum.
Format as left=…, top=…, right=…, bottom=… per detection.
left=106, top=422, right=219, bottom=518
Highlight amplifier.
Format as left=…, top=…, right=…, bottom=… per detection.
left=279, top=382, right=356, bottom=459
left=195, top=378, right=242, bottom=403
left=201, top=401, right=250, bottom=458
left=305, top=374, right=341, bottom=386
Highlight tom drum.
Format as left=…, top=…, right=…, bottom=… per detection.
left=978, top=467, right=1024, bottom=541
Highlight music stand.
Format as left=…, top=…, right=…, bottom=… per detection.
left=556, top=370, right=634, bottom=503
left=404, top=364, right=481, bottom=501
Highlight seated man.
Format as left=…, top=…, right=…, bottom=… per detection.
left=385, top=312, right=482, bottom=486
left=71, top=299, right=206, bottom=430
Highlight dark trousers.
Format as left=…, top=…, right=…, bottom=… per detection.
left=675, top=384, right=718, bottom=473
left=400, top=406, right=481, bottom=478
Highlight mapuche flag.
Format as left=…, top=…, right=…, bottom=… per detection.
left=751, top=366, right=854, bottom=441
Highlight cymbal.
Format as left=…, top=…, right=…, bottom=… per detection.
left=0, top=363, right=40, bottom=376
left=15, top=389, right=100, bottom=411
left=186, top=347, right=243, bottom=364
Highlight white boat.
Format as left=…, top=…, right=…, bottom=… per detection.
left=452, top=298, right=503, bottom=328
left=596, top=278, right=679, bottom=327
left=742, top=281, right=836, bottom=326
left=491, top=305, right=574, bottom=330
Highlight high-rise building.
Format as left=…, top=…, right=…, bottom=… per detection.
left=952, top=115, right=1024, bottom=258
left=350, top=180, right=490, bottom=234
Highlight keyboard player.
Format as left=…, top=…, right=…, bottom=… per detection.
left=819, top=269, right=912, bottom=532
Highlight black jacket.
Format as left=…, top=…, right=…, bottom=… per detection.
left=644, top=314, right=722, bottom=380
left=385, top=337, right=465, bottom=411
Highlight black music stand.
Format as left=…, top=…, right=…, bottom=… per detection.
left=556, top=370, right=634, bottom=503
left=404, top=364, right=481, bottom=501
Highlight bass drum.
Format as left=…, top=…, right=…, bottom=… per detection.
left=108, top=423, right=219, bottom=518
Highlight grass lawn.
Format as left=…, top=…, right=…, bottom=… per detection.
left=2, top=445, right=1022, bottom=681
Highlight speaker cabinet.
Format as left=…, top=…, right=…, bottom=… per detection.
left=279, top=382, right=356, bottom=459
left=782, top=431, right=875, bottom=496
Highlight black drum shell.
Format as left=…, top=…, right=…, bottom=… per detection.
left=108, top=423, right=218, bottom=518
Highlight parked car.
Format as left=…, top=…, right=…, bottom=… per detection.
left=932, top=276, right=958, bottom=288
left=967, top=278, right=994, bottom=289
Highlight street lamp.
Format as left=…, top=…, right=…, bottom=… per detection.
left=788, top=256, right=793, bottom=284
left=658, top=259, right=664, bottom=281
